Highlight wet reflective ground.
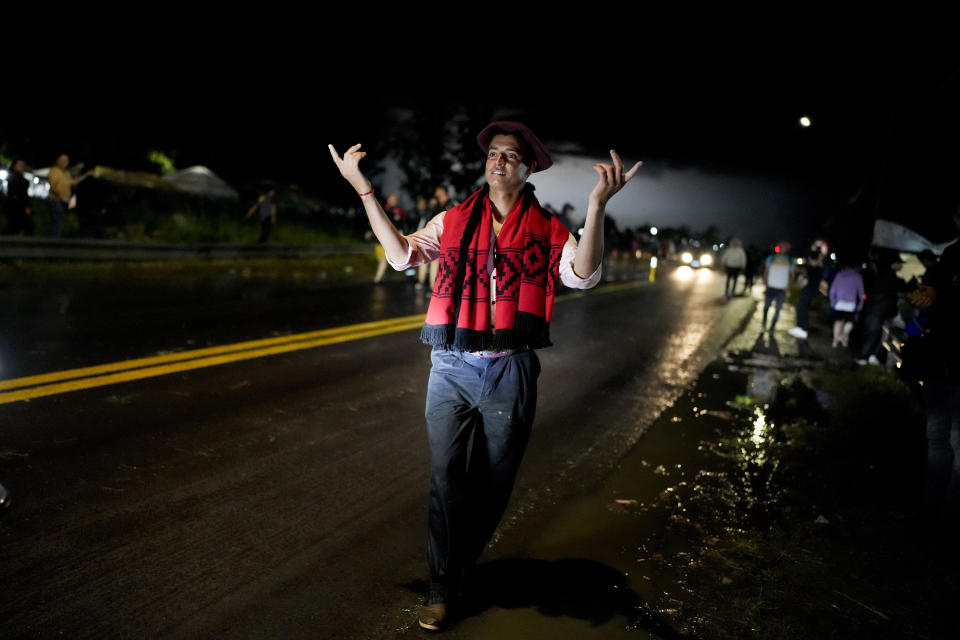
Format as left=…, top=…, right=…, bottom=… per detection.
left=0, top=266, right=759, bottom=639
left=442, top=304, right=955, bottom=639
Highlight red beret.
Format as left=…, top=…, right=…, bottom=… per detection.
left=477, top=121, right=552, bottom=173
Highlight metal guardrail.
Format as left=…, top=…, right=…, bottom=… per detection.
left=0, top=236, right=372, bottom=261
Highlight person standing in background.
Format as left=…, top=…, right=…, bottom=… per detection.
left=3, top=159, right=33, bottom=235
left=762, top=242, right=794, bottom=332
left=744, top=244, right=761, bottom=293
left=856, top=254, right=909, bottom=364
left=413, top=195, right=432, bottom=290
left=828, top=262, right=865, bottom=348
left=909, top=208, right=960, bottom=525
left=788, top=250, right=825, bottom=340
left=245, top=187, right=278, bottom=243
left=720, top=238, right=747, bottom=299
left=46, top=154, right=90, bottom=237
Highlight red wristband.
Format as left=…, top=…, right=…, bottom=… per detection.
left=358, top=188, right=374, bottom=197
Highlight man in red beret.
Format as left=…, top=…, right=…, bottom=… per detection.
left=330, top=122, right=640, bottom=631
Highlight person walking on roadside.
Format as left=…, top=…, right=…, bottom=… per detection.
left=828, top=261, right=865, bottom=348
left=720, top=237, right=747, bottom=299
left=329, top=121, right=641, bottom=632
left=788, top=250, right=825, bottom=340
left=762, top=243, right=793, bottom=332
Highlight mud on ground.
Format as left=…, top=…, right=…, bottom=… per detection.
left=620, top=358, right=950, bottom=639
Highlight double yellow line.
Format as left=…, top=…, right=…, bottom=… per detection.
left=0, top=314, right=426, bottom=405
left=0, top=279, right=648, bottom=406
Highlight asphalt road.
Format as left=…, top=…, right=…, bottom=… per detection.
left=0, top=267, right=753, bottom=639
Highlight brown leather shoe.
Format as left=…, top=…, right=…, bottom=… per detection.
left=418, top=602, right=447, bottom=631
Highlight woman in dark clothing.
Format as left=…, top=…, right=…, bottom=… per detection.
left=3, top=158, right=33, bottom=235
left=856, top=255, right=909, bottom=364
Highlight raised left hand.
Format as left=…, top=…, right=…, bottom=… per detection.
left=590, top=150, right=642, bottom=207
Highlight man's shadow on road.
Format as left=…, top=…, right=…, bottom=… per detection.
left=401, top=557, right=693, bottom=638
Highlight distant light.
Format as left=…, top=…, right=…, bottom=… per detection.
left=33, top=177, right=40, bottom=184
left=796, top=257, right=805, bottom=265
left=712, top=244, right=719, bottom=252
left=650, top=256, right=658, bottom=268
left=799, top=116, right=812, bottom=127
left=0, top=170, right=7, bottom=180
left=577, top=227, right=584, bottom=237
left=649, top=226, right=658, bottom=236
left=700, top=253, right=713, bottom=266
left=774, top=245, right=781, bottom=253
left=691, top=240, right=701, bottom=248
left=830, top=252, right=837, bottom=261
left=681, top=251, right=693, bottom=264
left=635, top=250, right=642, bottom=259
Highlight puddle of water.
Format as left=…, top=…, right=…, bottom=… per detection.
left=455, top=360, right=756, bottom=637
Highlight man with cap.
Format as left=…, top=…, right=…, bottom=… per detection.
left=329, top=122, right=641, bottom=631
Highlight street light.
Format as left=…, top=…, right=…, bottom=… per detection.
left=799, top=116, right=812, bottom=128
left=649, top=226, right=658, bottom=236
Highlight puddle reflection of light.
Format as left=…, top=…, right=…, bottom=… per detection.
left=674, top=265, right=694, bottom=281
left=697, top=267, right=713, bottom=280
left=751, top=407, right=767, bottom=446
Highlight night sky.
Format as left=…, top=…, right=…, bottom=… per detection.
left=3, top=36, right=957, bottom=248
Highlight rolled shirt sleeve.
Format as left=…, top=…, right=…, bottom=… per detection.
left=560, top=233, right=602, bottom=289
left=386, top=211, right=445, bottom=270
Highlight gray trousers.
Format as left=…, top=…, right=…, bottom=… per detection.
left=424, top=348, right=540, bottom=600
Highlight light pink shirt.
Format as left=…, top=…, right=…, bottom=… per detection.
left=387, top=211, right=602, bottom=290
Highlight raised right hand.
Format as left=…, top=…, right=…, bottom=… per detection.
left=328, top=143, right=373, bottom=195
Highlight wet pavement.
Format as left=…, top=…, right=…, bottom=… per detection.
left=0, top=265, right=759, bottom=639
left=418, top=288, right=955, bottom=639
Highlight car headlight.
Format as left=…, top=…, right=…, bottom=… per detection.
left=681, top=252, right=693, bottom=264
left=700, top=254, right=713, bottom=266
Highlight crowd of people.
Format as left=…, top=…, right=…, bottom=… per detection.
left=719, top=214, right=960, bottom=528
left=1, top=155, right=92, bottom=237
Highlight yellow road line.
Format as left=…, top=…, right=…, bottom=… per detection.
left=0, top=277, right=650, bottom=405
left=0, top=317, right=426, bottom=405
left=0, top=313, right=428, bottom=392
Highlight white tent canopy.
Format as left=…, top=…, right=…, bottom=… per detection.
left=161, top=166, right=239, bottom=200
left=872, top=219, right=957, bottom=255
